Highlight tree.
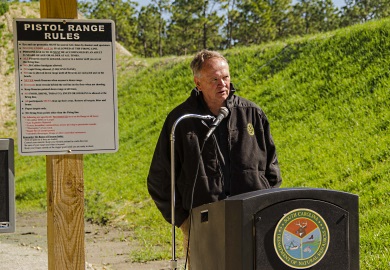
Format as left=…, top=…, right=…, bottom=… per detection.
left=0, top=0, right=9, bottom=16
left=233, top=0, right=291, bottom=46
left=354, top=0, right=390, bottom=21
left=224, top=0, right=239, bottom=48
left=315, top=0, right=340, bottom=32
left=166, top=0, right=224, bottom=55
left=152, top=0, right=171, bottom=57
left=78, top=0, right=139, bottom=53
left=76, top=0, right=390, bottom=57
left=339, top=0, right=361, bottom=27
left=234, top=0, right=273, bottom=45
left=269, top=0, right=292, bottom=39
left=290, top=0, right=339, bottom=36
left=138, top=5, right=160, bottom=57
left=137, top=2, right=169, bottom=57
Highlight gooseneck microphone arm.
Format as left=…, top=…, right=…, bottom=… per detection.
left=204, top=107, right=229, bottom=141
left=169, top=113, right=215, bottom=270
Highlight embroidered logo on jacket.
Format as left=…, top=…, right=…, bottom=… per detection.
left=247, top=123, right=255, bottom=136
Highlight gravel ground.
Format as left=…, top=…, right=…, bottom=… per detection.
left=0, top=242, right=48, bottom=270
left=0, top=211, right=185, bottom=270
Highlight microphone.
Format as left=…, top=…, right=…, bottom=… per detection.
left=204, top=107, right=229, bottom=141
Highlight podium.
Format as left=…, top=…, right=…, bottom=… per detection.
left=190, top=188, right=359, bottom=270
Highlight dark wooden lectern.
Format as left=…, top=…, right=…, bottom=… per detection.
left=190, top=188, right=359, bottom=270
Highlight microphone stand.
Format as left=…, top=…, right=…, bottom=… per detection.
left=169, top=114, right=214, bottom=270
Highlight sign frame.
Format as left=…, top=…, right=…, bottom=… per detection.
left=14, top=18, right=118, bottom=156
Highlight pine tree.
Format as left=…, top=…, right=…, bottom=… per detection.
left=166, top=0, right=224, bottom=55
left=233, top=0, right=291, bottom=45
left=78, top=0, right=138, bottom=52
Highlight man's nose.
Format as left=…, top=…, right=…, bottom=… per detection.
left=218, top=79, right=226, bottom=86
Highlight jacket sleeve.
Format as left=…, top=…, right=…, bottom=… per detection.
left=262, top=114, right=282, bottom=188
left=147, top=118, right=189, bottom=227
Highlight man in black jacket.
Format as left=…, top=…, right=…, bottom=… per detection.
left=147, top=50, right=282, bottom=268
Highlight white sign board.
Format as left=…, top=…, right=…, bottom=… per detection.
left=14, top=19, right=118, bottom=155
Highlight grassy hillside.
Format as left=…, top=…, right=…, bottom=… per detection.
left=1, top=3, right=390, bottom=269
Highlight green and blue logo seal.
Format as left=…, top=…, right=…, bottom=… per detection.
left=274, top=208, right=330, bottom=269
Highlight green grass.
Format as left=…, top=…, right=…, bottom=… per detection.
left=2, top=7, right=390, bottom=268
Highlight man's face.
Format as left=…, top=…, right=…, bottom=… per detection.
left=194, top=57, right=231, bottom=113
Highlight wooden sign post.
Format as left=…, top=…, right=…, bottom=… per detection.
left=40, top=1, right=85, bottom=269
left=14, top=0, right=117, bottom=267
left=46, top=154, right=85, bottom=269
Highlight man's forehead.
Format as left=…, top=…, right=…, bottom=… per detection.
left=202, top=58, right=229, bottom=71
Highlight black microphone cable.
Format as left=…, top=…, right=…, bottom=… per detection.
left=183, top=125, right=209, bottom=269
left=184, top=124, right=225, bottom=269
left=182, top=108, right=228, bottom=268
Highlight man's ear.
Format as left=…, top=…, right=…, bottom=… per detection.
left=194, top=79, right=201, bottom=89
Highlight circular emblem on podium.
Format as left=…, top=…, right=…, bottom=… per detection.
left=274, top=208, right=330, bottom=269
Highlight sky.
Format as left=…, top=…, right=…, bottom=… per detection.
left=293, top=0, right=345, bottom=7
left=332, top=0, right=345, bottom=7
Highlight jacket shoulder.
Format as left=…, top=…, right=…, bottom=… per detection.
left=229, top=95, right=266, bottom=116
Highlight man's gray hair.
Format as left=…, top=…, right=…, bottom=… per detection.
left=190, top=49, right=228, bottom=77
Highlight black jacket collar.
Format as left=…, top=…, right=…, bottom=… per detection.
left=191, top=83, right=236, bottom=115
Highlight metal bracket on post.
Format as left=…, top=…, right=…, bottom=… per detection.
left=169, top=114, right=214, bottom=269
